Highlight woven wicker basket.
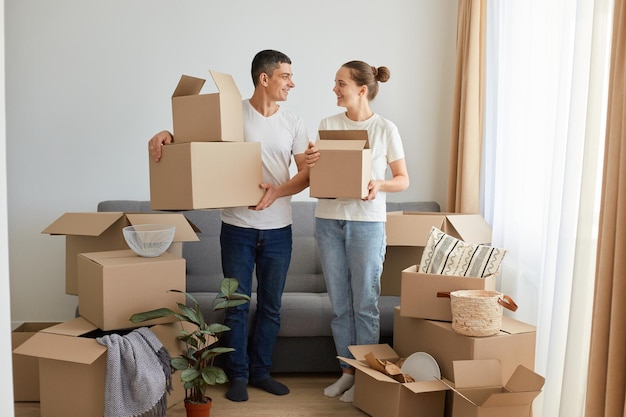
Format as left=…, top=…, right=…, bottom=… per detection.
left=438, top=290, right=518, bottom=337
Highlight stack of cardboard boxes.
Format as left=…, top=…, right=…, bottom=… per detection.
left=12, top=211, right=199, bottom=416
left=344, top=211, right=545, bottom=417
left=12, top=69, right=259, bottom=416
left=149, top=70, right=264, bottom=210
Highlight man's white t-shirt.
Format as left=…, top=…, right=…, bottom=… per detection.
left=221, top=99, right=309, bottom=230
left=315, top=112, right=405, bottom=222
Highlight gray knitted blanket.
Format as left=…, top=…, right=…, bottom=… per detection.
left=96, top=327, right=173, bottom=417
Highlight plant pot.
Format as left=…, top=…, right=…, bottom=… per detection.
left=184, top=398, right=212, bottom=417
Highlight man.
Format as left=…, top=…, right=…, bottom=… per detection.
left=149, top=50, right=309, bottom=402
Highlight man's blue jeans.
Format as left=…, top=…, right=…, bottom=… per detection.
left=315, top=218, right=386, bottom=369
left=219, top=222, right=292, bottom=383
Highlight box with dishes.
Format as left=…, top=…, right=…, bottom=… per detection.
left=339, top=344, right=449, bottom=417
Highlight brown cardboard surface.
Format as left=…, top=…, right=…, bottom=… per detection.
left=400, top=265, right=497, bottom=321
left=13, top=318, right=189, bottom=416
left=172, top=70, right=244, bottom=142
left=393, top=307, right=536, bottom=383
left=42, top=212, right=198, bottom=295
left=149, top=141, right=264, bottom=210
left=386, top=212, right=447, bottom=246
left=339, top=344, right=448, bottom=417
left=448, top=359, right=544, bottom=417
left=385, top=212, right=492, bottom=247
left=381, top=246, right=424, bottom=296
left=12, top=322, right=61, bottom=402
left=77, top=250, right=185, bottom=331
left=445, top=214, right=492, bottom=245
left=383, top=212, right=493, bottom=298
left=309, top=130, right=371, bottom=199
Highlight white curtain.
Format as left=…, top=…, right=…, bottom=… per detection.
left=483, top=1, right=613, bottom=416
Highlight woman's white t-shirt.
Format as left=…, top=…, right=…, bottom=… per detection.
left=315, top=112, right=405, bottom=222
left=221, top=99, right=309, bottom=229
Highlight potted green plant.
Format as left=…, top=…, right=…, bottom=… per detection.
left=129, top=277, right=250, bottom=416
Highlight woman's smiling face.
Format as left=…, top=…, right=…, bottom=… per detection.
left=333, top=66, right=361, bottom=108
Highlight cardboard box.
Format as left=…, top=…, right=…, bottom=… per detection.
left=386, top=212, right=492, bottom=246
left=12, top=322, right=61, bottom=402
left=77, top=250, right=185, bottom=331
left=42, top=212, right=199, bottom=295
left=400, top=265, right=497, bottom=321
left=13, top=318, right=191, bottom=416
left=149, top=141, right=264, bottom=210
left=393, top=307, right=536, bottom=383
left=339, top=344, right=448, bottom=417
left=381, top=212, right=492, bottom=297
left=309, top=130, right=371, bottom=199
left=445, top=359, right=544, bottom=417
left=381, top=246, right=424, bottom=296
left=171, top=70, right=244, bottom=142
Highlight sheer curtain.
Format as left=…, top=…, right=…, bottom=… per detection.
left=483, top=1, right=613, bottom=416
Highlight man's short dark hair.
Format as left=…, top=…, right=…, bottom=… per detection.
left=251, top=50, right=292, bottom=87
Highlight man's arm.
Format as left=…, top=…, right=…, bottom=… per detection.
left=148, top=130, right=173, bottom=162
left=252, top=153, right=309, bottom=211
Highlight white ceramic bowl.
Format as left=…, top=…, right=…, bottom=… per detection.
left=123, top=224, right=175, bottom=257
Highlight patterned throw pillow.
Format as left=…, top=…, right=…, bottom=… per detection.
left=418, top=227, right=507, bottom=277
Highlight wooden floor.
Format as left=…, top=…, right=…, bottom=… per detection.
left=14, top=373, right=368, bottom=417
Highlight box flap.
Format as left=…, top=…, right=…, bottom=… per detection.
left=347, top=344, right=398, bottom=361
left=316, top=140, right=368, bottom=151
left=385, top=212, right=447, bottom=246
left=80, top=249, right=181, bottom=266
left=437, top=378, right=480, bottom=406
left=504, top=365, right=545, bottom=392
left=13, top=330, right=106, bottom=364
left=482, top=390, right=542, bottom=407
left=125, top=213, right=200, bottom=242
left=318, top=130, right=370, bottom=149
left=42, top=212, right=124, bottom=236
left=403, top=379, right=450, bottom=394
left=500, top=316, right=536, bottom=335
left=209, top=70, right=242, bottom=98
left=453, top=359, right=502, bottom=388
left=338, top=356, right=399, bottom=383
left=40, top=317, right=98, bottom=337
left=445, top=214, right=492, bottom=244
left=172, top=74, right=205, bottom=97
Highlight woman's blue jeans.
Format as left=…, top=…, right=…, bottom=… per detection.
left=315, top=218, right=386, bottom=368
left=219, top=222, right=292, bottom=383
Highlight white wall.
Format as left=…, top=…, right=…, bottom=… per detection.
left=6, top=0, right=458, bottom=324
left=2, top=0, right=17, bottom=413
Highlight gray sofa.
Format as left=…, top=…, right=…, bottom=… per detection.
left=97, top=199, right=440, bottom=373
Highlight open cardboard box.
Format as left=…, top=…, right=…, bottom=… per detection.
left=77, top=250, right=186, bottom=331
left=399, top=265, right=497, bottom=321
left=393, top=307, right=536, bottom=383
left=339, top=344, right=448, bottom=417
left=171, top=70, right=244, bottom=142
left=13, top=317, right=195, bottom=417
left=12, top=322, right=61, bottom=402
left=382, top=212, right=492, bottom=297
left=149, top=141, right=264, bottom=210
left=42, top=211, right=199, bottom=295
left=309, top=130, right=371, bottom=199
left=386, top=212, right=492, bottom=246
left=444, top=359, right=544, bottom=417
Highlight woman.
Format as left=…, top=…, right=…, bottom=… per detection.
left=305, top=61, right=409, bottom=402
